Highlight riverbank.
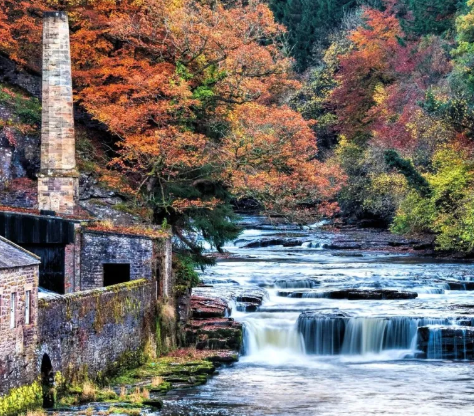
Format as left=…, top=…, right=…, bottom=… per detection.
left=158, top=216, right=474, bottom=415
left=40, top=348, right=238, bottom=416
left=19, top=292, right=243, bottom=416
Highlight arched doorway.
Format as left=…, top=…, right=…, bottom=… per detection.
left=40, top=354, right=55, bottom=408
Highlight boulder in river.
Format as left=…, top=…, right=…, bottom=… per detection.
left=184, top=318, right=243, bottom=351
left=241, top=238, right=305, bottom=248
left=235, top=293, right=264, bottom=312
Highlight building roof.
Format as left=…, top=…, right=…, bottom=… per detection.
left=0, top=236, right=41, bottom=269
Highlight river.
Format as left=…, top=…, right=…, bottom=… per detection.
left=161, top=216, right=474, bottom=415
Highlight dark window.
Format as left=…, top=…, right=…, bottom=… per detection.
left=103, top=263, right=131, bottom=287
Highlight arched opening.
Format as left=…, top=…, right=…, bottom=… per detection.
left=40, top=354, right=55, bottom=408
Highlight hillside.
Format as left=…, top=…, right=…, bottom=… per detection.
left=1, top=0, right=474, bottom=255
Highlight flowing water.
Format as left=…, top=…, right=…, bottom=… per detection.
left=161, top=217, right=474, bottom=415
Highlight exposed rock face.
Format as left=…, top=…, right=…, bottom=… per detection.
left=0, top=96, right=40, bottom=209
left=0, top=55, right=41, bottom=98
left=185, top=318, right=242, bottom=351
left=417, top=326, right=474, bottom=360
left=190, top=296, right=230, bottom=319
left=193, top=286, right=266, bottom=313
left=79, top=173, right=139, bottom=225
left=184, top=295, right=243, bottom=356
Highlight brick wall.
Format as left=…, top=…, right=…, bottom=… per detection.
left=0, top=265, right=38, bottom=395
left=80, top=231, right=156, bottom=290
left=37, top=279, right=156, bottom=383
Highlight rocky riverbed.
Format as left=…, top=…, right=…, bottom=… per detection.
left=45, top=216, right=474, bottom=415
left=160, top=216, right=474, bottom=415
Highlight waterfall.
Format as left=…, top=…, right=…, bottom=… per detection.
left=297, top=314, right=346, bottom=354
left=341, top=317, right=421, bottom=354
left=242, top=314, right=305, bottom=356
left=298, top=313, right=452, bottom=356
left=422, top=325, right=474, bottom=360
left=274, top=279, right=320, bottom=289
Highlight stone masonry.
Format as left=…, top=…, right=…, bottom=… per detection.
left=38, top=12, right=78, bottom=214
left=80, top=231, right=157, bottom=291
left=0, top=238, right=40, bottom=395
left=37, top=279, right=157, bottom=384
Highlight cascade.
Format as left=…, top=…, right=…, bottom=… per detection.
left=274, top=279, right=320, bottom=289
left=242, top=314, right=305, bottom=355
left=297, top=313, right=453, bottom=356
left=418, top=325, right=474, bottom=360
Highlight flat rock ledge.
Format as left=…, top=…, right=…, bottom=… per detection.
left=417, top=326, right=474, bottom=360
left=184, top=295, right=243, bottom=359
left=329, top=289, right=418, bottom=300
left=277, top=289, right=418, bottom=300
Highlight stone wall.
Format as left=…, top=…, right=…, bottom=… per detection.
left=156, top=237, right=173, bottom=298
left=0, top=265, right=38, bottom=395
left=37, top=279, right=156, bottom=383
left=37, top=176, right=78, bottom=215
left=80, top=231, right=156, bottom=290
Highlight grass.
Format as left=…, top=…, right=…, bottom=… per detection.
left=81, top=381, right=97, bottom=402
left=151, top=376, right=164, bottom=387
left=23, top=411, right=46, bottom=416
left=52, top=354, right=219, bottom=414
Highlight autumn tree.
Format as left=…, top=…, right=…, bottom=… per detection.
left=0, top=0, right=345, bottom=258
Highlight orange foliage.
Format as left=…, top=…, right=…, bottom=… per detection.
left=0, top=0, right=345, bottom=220
left=224, top=103, right=346, bottom=213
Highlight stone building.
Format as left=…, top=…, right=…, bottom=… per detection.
left=0, top=210, right=171, bottom=296
left=0, top=11, right=175, bottom=409
left=0, top=237, right=40, bottom=395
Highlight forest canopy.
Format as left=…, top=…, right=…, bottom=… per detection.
left=2, top=0, right=474, bottom=254
left=0, top=0, right=345, bottom=257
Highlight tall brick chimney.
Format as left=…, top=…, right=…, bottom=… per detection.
left=38, top=11, right=78, bottom=215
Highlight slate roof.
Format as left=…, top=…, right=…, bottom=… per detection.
left=0, top=236, right=41, bottom=269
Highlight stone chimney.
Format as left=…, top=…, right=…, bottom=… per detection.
left=38, top=11, right=78, bottom=215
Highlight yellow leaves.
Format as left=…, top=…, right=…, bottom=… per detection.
left=373, top=83, right=388, bottom=106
